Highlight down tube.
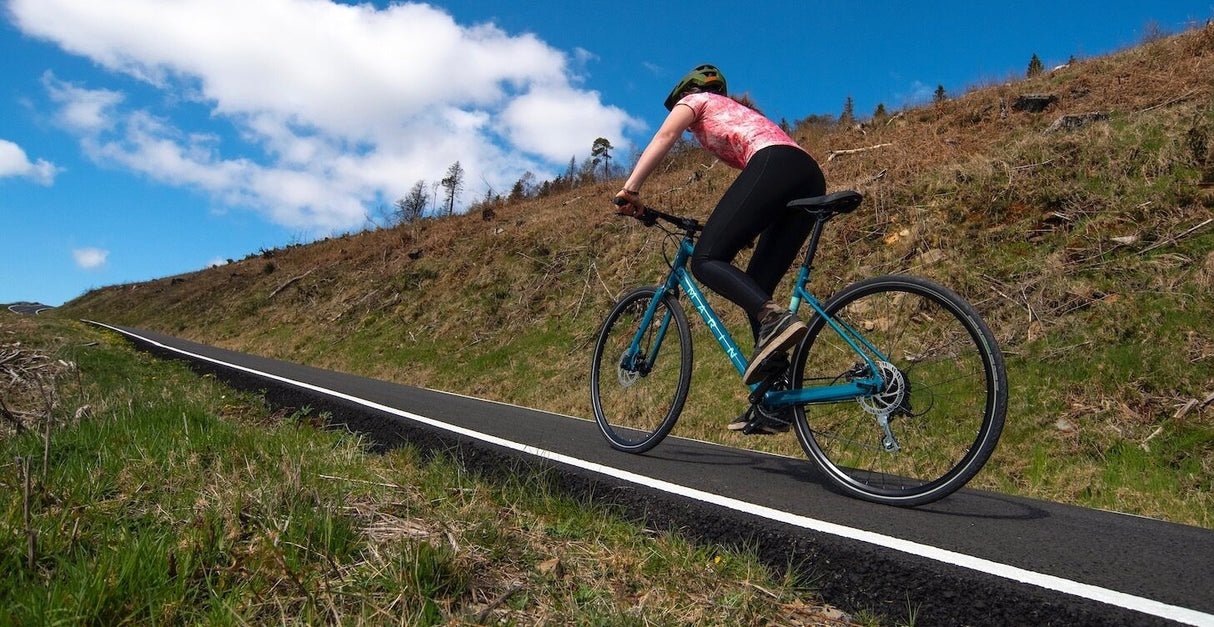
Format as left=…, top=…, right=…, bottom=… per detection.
left=675, top=268, right=748, bottom=376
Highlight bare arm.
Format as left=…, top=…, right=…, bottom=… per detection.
left=613, top=104, right=695, bottom=214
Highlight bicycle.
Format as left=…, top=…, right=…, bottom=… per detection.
left=590, top=191, right=1007, bottom=506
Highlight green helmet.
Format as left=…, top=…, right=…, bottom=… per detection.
left=664, top=64, right=727, bottom=111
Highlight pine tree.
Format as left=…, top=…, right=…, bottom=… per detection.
left=840, top=95, right=855, bottom=128
left=933, top=84, right=947, bottom=104
left=591, top=137, right=614, bottom=181
left=440, top=161, right=464, bottom=216
left=873, top=103, right=888, bottom=120
left=1027, top=53, right=1044, bottom=78
left=508, top=171, right=535, bottom=203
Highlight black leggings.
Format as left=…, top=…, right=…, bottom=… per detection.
left=690, top=145, right=826, bottom=342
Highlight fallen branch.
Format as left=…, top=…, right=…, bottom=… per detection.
left=577, top=261, right=612, bottom=304
left=826, top=143, right=892, bottom=162
left=329, top=289, right=381, bottom=322
left=1137, top=218, right=1214, bottom=255
left=1174, top=400, right=1199, bottom=420
left=476, top=583, right=525, bottom=624
left=1134, top=89, right=1203, bottom=115
left=572, top=264, right=593, bottom=321
left=268, top=268, right=315, bottom=299
left=1040, top=340, right=1093, bottom=360
left=316, top=473, right=405, bottom=490
left=1011, top=159, right=1054, bottom=171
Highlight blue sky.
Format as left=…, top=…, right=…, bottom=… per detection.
left=2, top=1, right=1212, bottom=306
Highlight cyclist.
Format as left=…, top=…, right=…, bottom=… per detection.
left=612, top=64, right=827, bottom=432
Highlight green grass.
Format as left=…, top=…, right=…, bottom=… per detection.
left=0, top=316, right=865, bottom=625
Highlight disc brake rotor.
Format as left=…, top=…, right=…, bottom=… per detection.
left=857, top=361, right=907, bottom=416
left=617, top=351, right=643, bottom=387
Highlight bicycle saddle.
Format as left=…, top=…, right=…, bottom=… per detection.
left=787, top=190, right=863, bottom=217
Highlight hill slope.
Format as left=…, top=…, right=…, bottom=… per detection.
left=63, top=26, right=1214, bottom=526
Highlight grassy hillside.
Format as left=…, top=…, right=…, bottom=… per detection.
left=63, top=26, right=1214, bottom=526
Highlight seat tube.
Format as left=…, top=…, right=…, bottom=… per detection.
left=788, top=218, right=824, bottom=316
left=787, top=266, right=810, bottom=316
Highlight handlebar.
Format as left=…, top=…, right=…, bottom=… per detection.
left=612, top=197, right=702, bottom=233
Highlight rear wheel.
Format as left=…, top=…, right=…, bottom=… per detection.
left=591, top=287, right=693, bottom=453
left=791, top=276, right=1007, bottom=506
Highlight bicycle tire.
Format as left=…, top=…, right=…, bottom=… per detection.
left=790, top=275, right=1007, bottom=506
left=591, top=286, right=693, bottom=453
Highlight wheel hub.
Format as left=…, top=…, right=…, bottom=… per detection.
left=617, top=351, right=645, bottom=387
left=857, top=361, right=907, bottom=416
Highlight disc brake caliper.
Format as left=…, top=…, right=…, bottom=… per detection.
left=856, top=360, right=907, bottom=452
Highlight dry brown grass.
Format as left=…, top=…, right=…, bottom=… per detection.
left=0, top=316, right=83, bottom=439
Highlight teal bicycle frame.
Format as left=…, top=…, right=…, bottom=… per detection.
left=626, top=226, right=888, bottom=409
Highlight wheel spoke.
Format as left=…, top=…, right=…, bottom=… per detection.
left=793, top=276, right=1007, bottom=506
left=591, top=288, right=692, bottom=454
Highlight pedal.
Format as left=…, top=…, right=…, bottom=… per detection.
left=741, top=417, right=765, bottom=435
left=741, top=405, right=790, bottom=435
left=747, top=352, right=790, bottom=405
left=739, top=406, right=768, bottom=435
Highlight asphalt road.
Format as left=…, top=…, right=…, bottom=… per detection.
left=6, top=302, right=54, bottom=315
left=91, top=322, right=1214, bottom=626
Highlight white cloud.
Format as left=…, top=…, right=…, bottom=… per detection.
left=72, top=247, right=109, bottom=269
left=0, top=138, right=60, bottom=185
left=42, top=72, right=123, bottom=132
left=641, top=62, right=664, bottom=77
left=11, top=0, right=642, bottom=231
left=895, top=80, right=936, bottom=108
left=501, top=85, right=642, bottom=162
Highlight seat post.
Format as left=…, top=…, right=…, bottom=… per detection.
left=801, top=216, right=827, bottom=274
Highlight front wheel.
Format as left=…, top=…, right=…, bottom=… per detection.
left=591, top=287, right=693, bottom=453
left=791, top=275, right=1007, bottom=506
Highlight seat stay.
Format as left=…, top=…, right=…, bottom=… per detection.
left=784, top=282, right=887, bottom=391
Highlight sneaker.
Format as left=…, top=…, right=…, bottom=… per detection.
left=742, top=310, right=807, bottom=385
left=727, top=405, right=793, bottom=434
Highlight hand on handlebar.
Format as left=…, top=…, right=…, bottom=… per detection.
left=611, top=190, right=643, bottom=217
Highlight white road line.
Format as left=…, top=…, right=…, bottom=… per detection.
left=89, top=321, right=1214, bottom=627
left=7, top=305, right=53, bottom=315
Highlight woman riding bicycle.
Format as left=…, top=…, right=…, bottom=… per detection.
left=612, top=64, right=827, bottom=429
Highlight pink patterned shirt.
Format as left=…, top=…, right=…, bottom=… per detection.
left=677, top=92, right=804, bottom=170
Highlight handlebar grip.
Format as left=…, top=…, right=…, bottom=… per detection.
left=612, top=196, right=650, bottom=222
